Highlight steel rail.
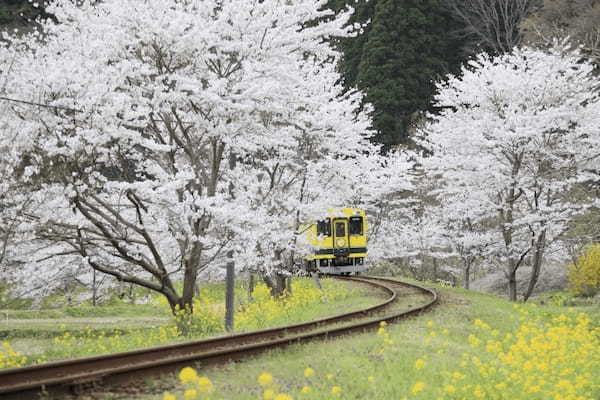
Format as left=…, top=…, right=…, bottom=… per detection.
left=0, top=276, right=437, bottom=399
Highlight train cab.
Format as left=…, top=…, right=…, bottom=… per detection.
left=303, top=208, right=368, bottom=275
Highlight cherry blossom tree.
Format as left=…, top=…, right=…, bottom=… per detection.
left=0, top=0, right=396, bottom=314
left=420, top=45, right=600, bottom=300
left=432, top=192, right=497, bottom=289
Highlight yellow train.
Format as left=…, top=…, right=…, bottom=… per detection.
left=303, top=208, right=368, bottom=275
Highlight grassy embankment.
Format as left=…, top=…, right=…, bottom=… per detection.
left=146, top=279, right=599, bottom=400
left=0, top=278, right=379, bottom=368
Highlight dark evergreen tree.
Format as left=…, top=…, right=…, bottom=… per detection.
left=0, top=0, right=55, bottom=29
left=325, top=0, right=377, bottom=89
left=327, top=0, right=469, bottom=150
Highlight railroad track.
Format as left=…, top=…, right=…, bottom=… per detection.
left=0, top=276, right=437, bottom=399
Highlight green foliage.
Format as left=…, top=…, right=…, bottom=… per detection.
left=0, top=1, right=30, bottom=25
left=569, top=244, right=600, bottom=297
left=0, top=8, right=10, bottom=24
left=0, top=0, right=53, bottom=27
left=326, top=0, right=469, bottom=149
left=326, top=0, right=377, bottom=90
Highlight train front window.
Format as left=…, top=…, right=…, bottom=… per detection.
left=349, top=217, right=363, bottom=235
left=317, top=218, right=331, bottom=237
left=335, top=221, right=346, bottom=237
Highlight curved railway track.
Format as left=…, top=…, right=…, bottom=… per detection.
left=0, top=276, right=437, bottom=399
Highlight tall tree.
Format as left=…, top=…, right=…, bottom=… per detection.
left=0, top=0, right=393, bottom=319
left=329, top=0, right=469, bottom=149
left=420, top=46, right=600, bottom=301
left=325, top=0, right=378, bottom=90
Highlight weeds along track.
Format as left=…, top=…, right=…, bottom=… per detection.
left=0, top=276, right=437, bottom=399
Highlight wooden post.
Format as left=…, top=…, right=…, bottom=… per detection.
left=225, top=250, right=234, bottom=332
left=224, top=151, right=236, bottom=332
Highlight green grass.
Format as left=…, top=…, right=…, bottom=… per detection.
left=2, top=278, right=379, bottom=362
left=135, top=278, right=599, bottom=400
left=4, top=277, right=598, bottom=399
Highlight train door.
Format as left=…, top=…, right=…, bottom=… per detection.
left=333, top=219, right=349, bottom=259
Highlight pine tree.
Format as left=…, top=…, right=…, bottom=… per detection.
left=325, top=0, right=377, bottom=89
left=327, top=0, right=468, bottom=149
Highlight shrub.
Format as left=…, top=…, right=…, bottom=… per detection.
left=568, top=245, right=600, bottom=297
left=0, top=342, right=27, bottom=369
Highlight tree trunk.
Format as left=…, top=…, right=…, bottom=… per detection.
left=263, top=273, right=288, bottom=297
left=523, top=230, right=546, bottom=302
left=507, top=263, right=518, bottom=302
left=168, top=296, right=194, bottom=336
left=92, top=269, right=97, bottom=306
left=182, top=245, right=201, bottom=308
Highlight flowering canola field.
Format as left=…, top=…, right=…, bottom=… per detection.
left=161, top=299, right=599, bottom=400
left=1, top=278, right=359, bottom=367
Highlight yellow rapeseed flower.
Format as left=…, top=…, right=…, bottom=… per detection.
left=183, top=388, right=197, bottom=400
left=258, top=372, right=273, bottom=387
left=303, top=367, right=314, bottom=377
left=331, top=386, right=342, bottom=396
left=326, top=373, right=334, bottom=380
left=380, top=321, right=387, bottom=327
left=179, top=367, right=198, bottom=384
left=415, top=359, right=426, bottom=369
left=197, top=376, right=214, bottom=394
left=163, top=394, right=176, bottom=400
left=274, top=394, right=293, bottom=400
left=411, top=381, right=425, bottom=394
left=468, top=334, right=481, bottom=347
left=301, top=386, right=311, bottom=393
left=368, top=376, right=375, bottom=383
left=263, top=389, right=275, bottom=400
left=444, top=384, right=456, bottom=393
left=452, top=371, right=464, bottom=380
left=473, top=386, right=485, bottom=398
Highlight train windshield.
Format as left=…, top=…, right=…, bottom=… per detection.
left=335, top=221, right=346, bottom=237
left=317, top=218, right=331, bottom=236
left=349, top=217, right=363, bottom=235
